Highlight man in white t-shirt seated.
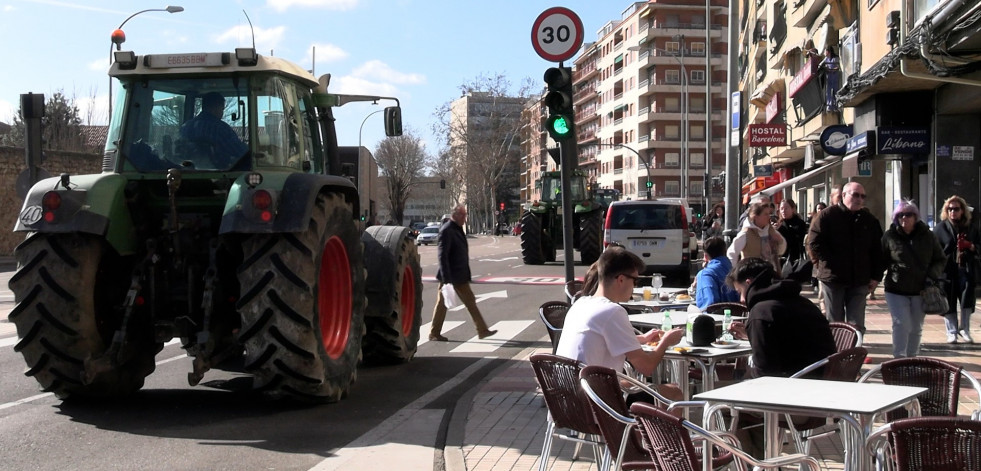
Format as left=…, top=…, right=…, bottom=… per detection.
left=556, top=246, right=685, bottom=400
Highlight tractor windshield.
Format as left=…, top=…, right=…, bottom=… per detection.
left=109, top=74, right=320, bottom=173
left=540, top=174, right=588, bottom=203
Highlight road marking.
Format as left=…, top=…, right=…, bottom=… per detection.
left=477, top=257, right=518, bottom=262
left=417, top=321, right=464, bottom=346
left=449, top=320, right=534, bottom=353
left=449, top=289, right=507, bottom=312
left=310, top=357, right=493, bottom=471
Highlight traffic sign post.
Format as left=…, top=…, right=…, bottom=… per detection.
left=532, top=7, right=583, bottom=285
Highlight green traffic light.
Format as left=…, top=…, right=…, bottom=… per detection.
left=645, top=180, right=653, bottom=188
left=551, top=115, right=571, bottom=136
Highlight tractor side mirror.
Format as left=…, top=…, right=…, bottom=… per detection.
left=384, top=106, right=402, bottom=137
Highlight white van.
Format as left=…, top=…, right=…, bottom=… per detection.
left=602, top=199, right=693, bottom=284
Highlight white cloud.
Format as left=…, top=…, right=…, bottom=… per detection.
left=351, top=60, right=426, bottom=85
left=214, top=25, right=287, bottom=52
left=331, top=76, right=400, bottom=98
left=4, top=5, right=15, bottom=12
left=266, top=0, right=358, bottom=13
left=304, top=42, right=348, bottom=69
left=75, top=94, right=110, bottom=126
left=0, top=98, right=15, bottom=124
left=88, top=58, right=109, bottom=72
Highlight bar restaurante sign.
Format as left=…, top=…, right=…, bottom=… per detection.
left=788, top=58, right=818, bottom=98
left=748, top=124, right=787, bottom=147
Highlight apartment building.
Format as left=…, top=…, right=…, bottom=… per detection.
left=576, top=0, right=729, bottom=216
left=739, top=0, right=981, bottom=223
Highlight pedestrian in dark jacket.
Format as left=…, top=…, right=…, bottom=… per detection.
left=881, top=200, right=946, bottom=357
left=726, top=257, right=837, bottom=378
left=807, top=182, right=884, bottom=332
left=429, top=205, right=496, bottom=341
left=933, top=195, right=981, bottom=344
left=775, top=198, right=809, bottom=273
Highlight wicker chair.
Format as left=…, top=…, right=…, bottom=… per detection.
left=529, top=354, right=607, bottom=471
left=859, top=357, right=981, bottom=421
left=629, top=402, right=821, bottom=471
left=579, top=365, right=732, bottom=471
left=564, top=279, right=585, bottom=303
left=538, top=301, right=571, bottom=354
left=702, top=302, right=749, bottom=316
left=829, top=321, right=864, bottom=352
left=866, top=416, right=981, bottom=471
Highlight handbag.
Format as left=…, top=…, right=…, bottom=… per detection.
left=441, top=284, right=463, bottom=309
left=921, top=282, right=949, bottom=315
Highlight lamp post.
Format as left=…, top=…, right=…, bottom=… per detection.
left=358, top=108, right=384, bottom=222
left=108, top=6, right=183, bottom=119
left=629, top=40, right=688, bottom=200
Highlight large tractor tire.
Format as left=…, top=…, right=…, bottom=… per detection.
left=237, top=192, right=365, bottom=403
left=360, top=225, right=423, bottom=365
left=578, top=212, right=603, bottom=265
left=8, top=233, right=158, bottom=399
left=520, top=211, right=545, bottom=265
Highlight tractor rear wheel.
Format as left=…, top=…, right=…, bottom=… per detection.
left=579, top=212, right=603, bottom=265
left=361, top=226, right=423, bottom=365
left=237, top=192, right=365, bottom=403
left=9, top=233, right=157, bottom=399
left=520, top=211, right=545, bottom=265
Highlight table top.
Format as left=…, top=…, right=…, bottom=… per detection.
left=629, top=311, right=747, bottom=326
left=694, top=376, right=926, bottom=416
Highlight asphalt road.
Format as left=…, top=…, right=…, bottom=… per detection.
left=0, top=235, right=656, bottom=470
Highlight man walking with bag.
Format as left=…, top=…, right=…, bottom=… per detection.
left=429, top=204, right=497, bottom=342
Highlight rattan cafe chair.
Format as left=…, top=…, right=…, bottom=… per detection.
left=829, top=321, right=864, bottom=352
left=866, top=416, right=981, bottom=471
left=538, top=301, right=571, bottom=354
left=859, top=356, right=981, bottom=421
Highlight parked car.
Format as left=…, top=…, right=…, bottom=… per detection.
left=602, top=199, right=693, bottom=284
left=416, top=226, right=439, bottom=245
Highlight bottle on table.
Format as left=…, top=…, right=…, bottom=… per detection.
left=662, top=311, right=673, bottom=331
left=722, top=309, right=733, bottom=341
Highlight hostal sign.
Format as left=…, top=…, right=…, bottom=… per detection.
left=748, top=124, right=788, bottom=147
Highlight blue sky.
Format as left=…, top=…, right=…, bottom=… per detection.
left=0, top=0, right=620, bottom=155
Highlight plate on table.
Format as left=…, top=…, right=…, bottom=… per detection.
left=711, top=340, right=740, bottom=349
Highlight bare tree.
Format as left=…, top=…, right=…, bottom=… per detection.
left=2, top=90, right=86, bottom=152
left=374, top=129, right=430, bottom=224
left=431, top=73, right=533, bottom=233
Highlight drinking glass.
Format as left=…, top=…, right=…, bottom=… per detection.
left=652, top=274, right=663, bottom=300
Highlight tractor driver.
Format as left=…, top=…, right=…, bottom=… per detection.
left=179, top=91, right=249, bottom=168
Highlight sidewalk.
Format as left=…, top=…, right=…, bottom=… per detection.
left=451, top=288, right=981, bottom=471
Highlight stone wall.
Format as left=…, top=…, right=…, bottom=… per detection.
left=0, top=146, right=102, bottom=255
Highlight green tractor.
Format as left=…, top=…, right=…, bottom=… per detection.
left=8, top=47, right=423, bottom=402
left=520, top=169, right=603, bottom=265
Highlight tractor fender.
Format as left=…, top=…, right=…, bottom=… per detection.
left=220, top=172, right=359, bottom=234
left=14, top=173, right=138, bottom=255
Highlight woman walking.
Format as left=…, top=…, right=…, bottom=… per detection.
left=881, top=200, right=945, bottom=357
left=727, top=201, right=786, bottom=271
left=934, top=195, right=981, bottom=343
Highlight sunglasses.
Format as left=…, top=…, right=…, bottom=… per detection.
left=898, top=212, right=916, bottom=219
left=849, top=192, right=867, bottom=199
left=620, top=274, right=641, bottom=286
left=947, top=207, right=962, bottom=212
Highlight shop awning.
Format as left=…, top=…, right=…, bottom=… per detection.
left=761, top=158, right=843, bottom=196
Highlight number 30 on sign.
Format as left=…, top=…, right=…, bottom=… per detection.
left=532, top=7, right=584, bottom=63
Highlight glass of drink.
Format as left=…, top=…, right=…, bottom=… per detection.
left=652, top=274, right=663, bottom=300
left=643, top=287, right=652, bottom=301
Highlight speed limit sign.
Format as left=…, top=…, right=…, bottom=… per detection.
left=532, top=7, right=584, bottom=63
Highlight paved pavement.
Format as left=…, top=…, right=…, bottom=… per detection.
left=448, top=287, right=981, bottom=471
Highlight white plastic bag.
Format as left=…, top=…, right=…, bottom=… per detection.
left=441, top=284, right=463, bottom=309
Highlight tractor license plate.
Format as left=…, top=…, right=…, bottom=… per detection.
left=631, top=239, right=662, bottom=249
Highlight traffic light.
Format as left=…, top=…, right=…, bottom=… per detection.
left=499, top=202, right=505, bottom=211
left=543, top=66, right=575, bottom=141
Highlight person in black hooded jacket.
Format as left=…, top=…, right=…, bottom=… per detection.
left=726, top=257, right=837, bottom=378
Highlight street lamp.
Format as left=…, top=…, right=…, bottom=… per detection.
left=615, top=144, right=652, bottom=199
left=108, top=6, right=184, bottom=119
left=358, top=107, right=384, bottom=222
left=629, top=38, right=688, bottom=200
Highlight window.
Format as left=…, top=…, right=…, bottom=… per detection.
left=691, top=70, right=705, bottom=84
left=665, top=97, right=680, bottom=112
left=691, top=42, right=705, bottom=56
left=690, top=152, right=705, bottom=167
left=665, top=181, right=680, bottom=195
left=665, top=125, right=680, bottom=139
left=665, top=152, right=680, bottom=167
left=690, top=96, right=705, bottom=112
left=691, top=124, right=705, bottom=139
left=691, top=181, right=704, bottom=197
left=665, top=41, right=680, bottom=53
left=666, top=70, right=681, bottom=84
